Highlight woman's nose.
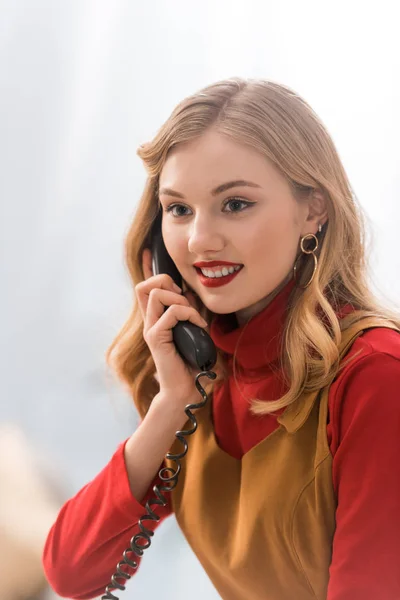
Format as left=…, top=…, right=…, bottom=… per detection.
left=187, top=219, right=224, bottom=255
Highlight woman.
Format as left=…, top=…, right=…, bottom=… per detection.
left=43, top=78, right=400, bottom=600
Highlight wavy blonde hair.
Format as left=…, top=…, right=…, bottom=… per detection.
left=106, top=78, right=399, bottom=418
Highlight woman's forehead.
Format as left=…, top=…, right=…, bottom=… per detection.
left=159, top=132, right=280, bottom=193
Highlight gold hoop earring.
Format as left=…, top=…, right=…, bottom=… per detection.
left=293, top=233, right=319, bottom=289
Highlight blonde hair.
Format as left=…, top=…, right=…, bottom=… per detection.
left=105, top=78, right=400, bottom=418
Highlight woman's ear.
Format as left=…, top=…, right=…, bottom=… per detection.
left=301, top=188, right=328, bottom=235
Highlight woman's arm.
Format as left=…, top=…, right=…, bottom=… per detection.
left=327, top=349, right=400, bottom=600
left=43, top=392, right=191, bottom=599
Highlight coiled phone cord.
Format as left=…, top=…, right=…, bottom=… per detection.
left=101, top=369, right=217, bottom=600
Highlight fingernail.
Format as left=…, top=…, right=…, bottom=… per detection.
left=201, top=318, right=208, bottom=327
left=173, top=283, right=182, bottom=293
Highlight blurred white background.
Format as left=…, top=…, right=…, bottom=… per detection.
left=0, top=0, right=399, bottom=598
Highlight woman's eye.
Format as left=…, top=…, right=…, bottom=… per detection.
left=223, top=198, right=254, bottom=213
left=165, top=198, right=255, bottom=218
left=165, top=204, right=191, bottom=217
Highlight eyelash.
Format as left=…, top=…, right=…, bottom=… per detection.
left=165, top=197, right=256, bottom=218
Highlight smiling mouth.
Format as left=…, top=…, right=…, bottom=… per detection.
left=194, top=265, right=244, bottom=287
left=194, top=265, right=243, bottom=278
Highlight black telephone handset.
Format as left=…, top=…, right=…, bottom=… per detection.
left=150, top=212, right=217, bottom=372
left=101, top=213, right=217, bottom=600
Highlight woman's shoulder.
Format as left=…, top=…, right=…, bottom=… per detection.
left=327, top=325, right=400, bottom=454
left=329, top=325, right=400, bottom=413
left=351, top=325, right=400, bottom=362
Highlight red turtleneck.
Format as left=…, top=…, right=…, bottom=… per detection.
left=43, top=282, right=400, bottom=600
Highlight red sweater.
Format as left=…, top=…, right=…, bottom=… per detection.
left=43, top=282, right=400, bottom=599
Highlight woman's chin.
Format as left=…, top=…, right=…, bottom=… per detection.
left=201, top=296, right=244, bottom=316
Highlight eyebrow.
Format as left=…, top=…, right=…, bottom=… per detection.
left=158, top=179, right=262, bottom=199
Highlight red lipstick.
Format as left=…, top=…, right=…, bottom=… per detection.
left=193, top=260, right=243, bottom=267
left=194, top=264, right=244, bottom=288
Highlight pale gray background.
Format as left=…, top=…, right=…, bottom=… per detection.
left=1, top=1, right=399, bottom=598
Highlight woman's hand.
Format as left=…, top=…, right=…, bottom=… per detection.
left=135, top=248, right=207, bottom=406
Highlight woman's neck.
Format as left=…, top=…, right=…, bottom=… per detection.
left=235, top=271, right=294, bottom=327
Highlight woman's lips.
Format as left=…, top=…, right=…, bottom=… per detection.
left=195, top=265, right=244, bottom=288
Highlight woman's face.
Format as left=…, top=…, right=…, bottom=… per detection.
left=158, top=129, right=322, bottom=324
